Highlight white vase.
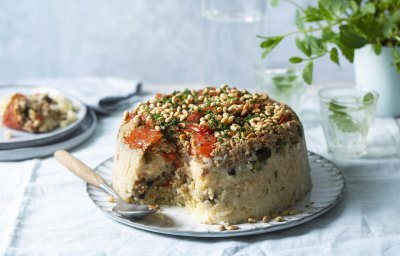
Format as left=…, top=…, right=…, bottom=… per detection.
left=354, top=45, right=400, bottom=117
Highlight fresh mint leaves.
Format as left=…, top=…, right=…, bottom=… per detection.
left=328, top=101, right=346, bottom=112
left=363, top=92, right=374, bottom=104
left=267, top=69, right=303, bottom=104
left=328, top=100, right=364, bottom=134
left=260, top=0, right=400, bottom=84
left=327, top=92, right=374, bottom=134
left=260, top=36, right=284, bottom=58
left=329, top=110, right=363, bottom=133
left=303, top=61, right=314, bottom=85
left=330, top=47, right=339, bottom=65
left=272, top=69, right=299, bottom=93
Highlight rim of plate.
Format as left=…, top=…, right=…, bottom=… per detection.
left=87, top=151, right=345, bottom=238
left=0, top=109, right=97, bottom=161
left=0, top=84, right=87, bottom=148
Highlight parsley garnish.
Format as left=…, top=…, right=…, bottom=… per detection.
left=244, top=114, right=257, bottom=122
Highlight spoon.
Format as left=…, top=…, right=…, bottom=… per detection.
left=99, top=83, right=142, bottom=111
left=54, top=150, right=159, bottom=219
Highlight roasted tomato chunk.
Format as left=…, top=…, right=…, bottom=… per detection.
left=124, top=126, right=163, bottom=149
left=162, top=151, right=182, bottom=168
left=186, top=123, right=213, bottom=134
left=187, top=111, right=202, bottom=123
left=278, top=115, right=288, bottom=125
left=192, top=133, right=217, bottom=157
left=3, top=93, right=26, bottom=130
left=186, top=123, right=216, bottom=156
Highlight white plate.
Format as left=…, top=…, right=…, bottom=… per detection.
left=0, top=85, right=87, bottom=149
left=0, top=109, right=97, bottom=161
left=87, top=152, right=345, bottom=237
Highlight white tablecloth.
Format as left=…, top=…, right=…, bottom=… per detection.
left=1, top=78, right=400, bottom=256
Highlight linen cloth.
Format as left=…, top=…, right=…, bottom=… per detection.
left=1, top=78, right=400, bottom=256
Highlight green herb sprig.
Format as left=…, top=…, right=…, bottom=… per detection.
left=327, top=92, right=375, bottom=134
left=260, top=0, right=400, bottom=84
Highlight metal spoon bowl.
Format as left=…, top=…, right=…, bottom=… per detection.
left=54, top=150, right=158, bottom=219
left=100, top=182, right=159, bottom=219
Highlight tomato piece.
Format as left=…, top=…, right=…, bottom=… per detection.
left=278, top=115, right=288, bottom=125
left=187, top=111, right=202, bottom=123
left=192, top=133, right=217, bottom=157
left=162, top=152, right=177, bottom=162
left=202, top=106, right=215, bottom=112
left=208, top=91, right=219, bottom=97
left=3, top=93, right=26, bottom=130
left=162, top=181, right=172, bottom=188
left=185, top=123, right=216, bottom=157
left=125, top=112, right=135, bottom=122
left=124, top=126, right=163, bottom=149
left=186, top=124, right=213, bottom=134
left=162, top=151, right=182, bottom=168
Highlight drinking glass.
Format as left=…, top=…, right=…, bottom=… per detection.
left=254, top=62, right=306, bottom=112
left=319, top=86, right=379, bottom=158
left=202, top=0, right=265, bottom=88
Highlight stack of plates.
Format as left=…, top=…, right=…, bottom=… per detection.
left=0, top=85, right=97, bottom=161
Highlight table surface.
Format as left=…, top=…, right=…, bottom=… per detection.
left=1, top=78, right=400, bottom=256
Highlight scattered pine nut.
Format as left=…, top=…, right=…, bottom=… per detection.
left=148, top=205, right=160, bottom=211
left=4, top=130, right=13, bottom=139
left=226, top=225, right=239, bottom=231
left=262, top=215, right=270, bottom=223
left=248, top=218, right=256, bottom=224
left=281, top=208, right=290, bottom=216
left=107, top=196, right=116, bottom=203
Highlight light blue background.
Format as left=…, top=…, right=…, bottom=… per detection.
left=0, top=0, right=352, bottom=85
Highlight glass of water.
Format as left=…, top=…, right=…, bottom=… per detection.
left=319, top=86, right=379, bottom=158
left=254, top=62, right=306, bottom=112
left=202, top=0, right=265, bottom=88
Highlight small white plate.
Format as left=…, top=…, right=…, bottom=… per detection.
left=0, top=85, right=87, bottom=149
left=0, top=109, right=97, bottom=161
left=87, top=152, right=345, bottom=238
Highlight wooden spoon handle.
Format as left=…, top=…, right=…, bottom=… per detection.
left=54, top=150, right=105, bottom=188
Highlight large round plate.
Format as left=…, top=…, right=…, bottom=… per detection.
left=0, top=85, right=87, bottom=149
left=87, top=152, right=345, bottom=237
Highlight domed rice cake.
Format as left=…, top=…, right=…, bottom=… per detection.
left=112, top=85, right=311, bottom=224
